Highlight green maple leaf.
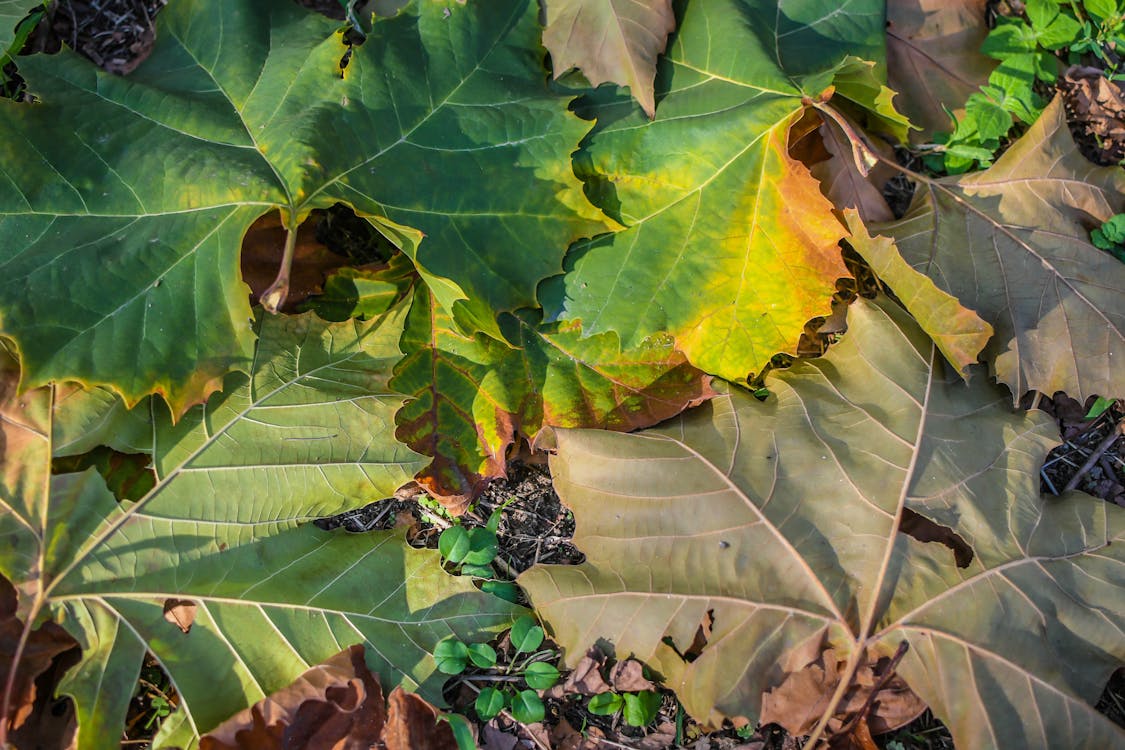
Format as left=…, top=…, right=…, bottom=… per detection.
left=545, top=0, right=888, bottom=383
left=0, top=0, right=609, bottom=415
left=0, top=303, right=519, bottom=748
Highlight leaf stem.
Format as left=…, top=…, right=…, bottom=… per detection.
left=260, top=223, right=299, bottom=314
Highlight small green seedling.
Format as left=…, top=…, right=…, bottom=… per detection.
left=1085, top=396, right=1118, bottom=419
left=431, top=615, right=561, bottom=724
left=586, top=690, right=663, bottom=727
left=1092, top=214, right=1125, bottom=262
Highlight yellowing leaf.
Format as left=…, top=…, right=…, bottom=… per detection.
left=391, top=289, right=712, bottom=509
left=872, top=97, right=1125, bottom=401
left=844, top=209, right=993, bottom=377
left=548, top=0, right=891, bottom=382
left=520, top=296, right=1125, bottom=748
left=542, top=0, right=676, bottom=118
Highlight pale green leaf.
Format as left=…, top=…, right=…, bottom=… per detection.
left=0, top=304, right=518, bottom=748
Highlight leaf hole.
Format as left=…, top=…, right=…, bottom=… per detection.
left=899, top=509, right=974, bottom=568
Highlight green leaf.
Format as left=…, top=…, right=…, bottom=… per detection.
left=509, top=615, right=545, bottom=654
left=0, top=304, right=519, bottom=748
left=964, top=93, right=1013, bottom=141
left=587, top=692, right=623, bottom=715
left=1084, top=0, right=1119, bottom=22
left=0, top=0, right=609, bottom=413
left=1085, top=396, right=1116, bottom=420
left=1093, top=214, right=1125, bottom=249
left=468, top=642, right=498, bottom=669
left=392, top=288, right=712, bottom=503
left=520, top=296, right=1125, bottom=745
left=0, top=0, right=36, bottom=52
left=542, top=0, right=676, bottom=118
left=460, top=563, right=495, bottom=579
left=463, top=528, right=499, bottom=567
left=302, top=256, right=416, bottom=323
left=439, top=526, right=472, bottom=565
left=509, top=689, right=546, bottom=724
left=550, top=0, right=887, bottom=381
left=434, top=640, right=471, bottom=675
left=442, top=713, right=478, bottom=750
left=622, top=691, right=662, bottom=727
left=481, top=581, right=521, bottom=603
left=523, top=661, right=561, bottom=690
left=475, top=687, right=507, bottom=721
left=872, top=97, right=1125, bottom=402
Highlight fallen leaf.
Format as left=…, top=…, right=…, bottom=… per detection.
left=542, top=0, right=676, bottom=118
left=609, top=659, right=655, bottom=692
left=201, top=644, right=386, bottom=750
left=886, top=0, right=996, bottom=139
left=240, top=212, right=350, bottom=312
left=545, top=647, right=612, bottom=698
left=810, top=117, right=895, bottom=224
left=385, top=687, right=459, bottom=750
left=161, top=599, right=197, bottom=634
left=871, top=97, right=1125, bottom=401
left=843, top=209, right=993, bottom=378
left=1059, top=65, right=1125, bottom=164
left=520, top=296, right=1125, bottom=747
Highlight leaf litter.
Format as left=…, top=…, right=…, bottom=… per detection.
left=2, top=0, right=1125, bottom=746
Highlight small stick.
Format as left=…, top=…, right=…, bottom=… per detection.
left=1063, top=422, right=1124, bottom=493
left=1041, top=467, right=1060, bottom=496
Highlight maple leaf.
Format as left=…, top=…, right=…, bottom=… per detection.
left=542, top=0, right=676, bottom=118
left=870, top=97, right=1125, bottom=402
left=520, top=296, right=1125, bottom=748
left=0, top=0, right=609, bottom=414
left=0, top=305, right=519, bottom=748
left=391, top=288, right=713, bottom=507
left=886, top=0, right=997, bottom=139
left=545, top=0, right=890, bottom=383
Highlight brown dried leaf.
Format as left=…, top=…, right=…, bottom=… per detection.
left=0, top=576, right=79, bottom=741
left=545, top=647, right=612, bottom=698
left=200, top=644, right=386, bottom=750
left=241, top=212, right=350, bottom=312
left=384, top=687, right=458, bottom=750
left=760, top=647, right=925, bottom=739
left=1060, top=66, right=1125, bottom=164
left=886, top=0, right=995, bottom=139
left=609, top=659, right=655, bottom=693
left=810, top=118, right=894, bottom=224
left=162, top=599, right=197, bottom=634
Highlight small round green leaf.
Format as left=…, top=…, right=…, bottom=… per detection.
left=468, top=642, right=498, bottom=669
left=475, top=687, right=506, bottom=721
left=509, top=615, right=544, bottom=653
left=463, top=528, right=499, bottom=566
left=509, top=689, right=545, bottom=724
left=481, top=581, right=521, bottom=603
left=622, top=691, right=662, bottom=728
left=523, top=661, right=560, bottom=690
left=460, top=563, right=494, bottom=579
left=433, top=639, right=470, bottom=674
left=438, top=526, right=471, bottom=565
left=587, top=692, right=623, bottom=716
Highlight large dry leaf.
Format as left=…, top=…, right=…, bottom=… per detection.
left=871, top=97, right=1125, bottom=402
left=392, top=289, right=712, bottom=507
left=545, top=0, right=888, bottom=383
left=0, top=304, right=518, bottom=749
left=0, top=0, right=609, bottom=413
left=520, top=296, right=1125, bottom=748
left=542, top=0, right=676, bottom=118
left=886, top=0, right=996, bottom=139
